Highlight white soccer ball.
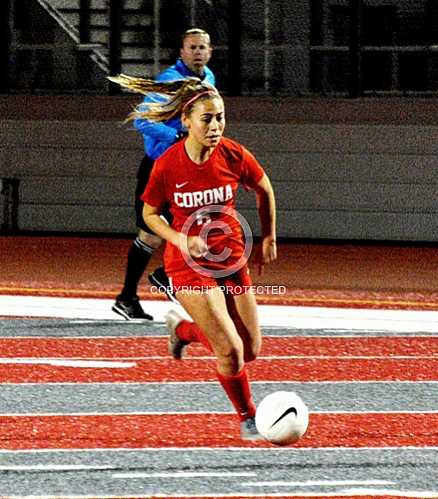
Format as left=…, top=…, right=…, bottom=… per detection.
left=255, top=391, right=309, bottom=445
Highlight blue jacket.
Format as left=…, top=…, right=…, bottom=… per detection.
left=134, top=58, right=216, bottom=160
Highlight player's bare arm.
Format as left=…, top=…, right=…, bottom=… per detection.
left=254, top=174, right=277, bottom=273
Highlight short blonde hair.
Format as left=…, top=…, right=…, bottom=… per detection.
left=182, top=28, right=211, bottom=47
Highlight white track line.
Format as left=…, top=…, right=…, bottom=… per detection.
left=113, top=471, right=257, bottom=479
left=1, top=410, right=438, bottom=417
left=2, top=295, right=438, bottom=331
left=1, top=380, right=436, bottom=386
left=240, top=479, right=393, bottom=487
left=0, top=359, right=136, bottom=367
left=1, top=446, right=437, bottom=453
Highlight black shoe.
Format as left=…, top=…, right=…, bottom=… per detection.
left=112, top=297, right=153, bottom=321
left=148, top=266, right=179, bottom=304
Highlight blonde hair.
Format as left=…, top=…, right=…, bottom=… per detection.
left=107, top=74, right=220, bottom=122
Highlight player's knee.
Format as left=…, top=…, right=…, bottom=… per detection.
left=216, top=344, right=244, bottom=374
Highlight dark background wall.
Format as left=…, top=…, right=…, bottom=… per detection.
left=1, top=1, right=438, bottom=241
left=1, top=95, right=438, bottom=241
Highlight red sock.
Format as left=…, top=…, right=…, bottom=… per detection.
left=176, top=320, right=212, bottom=352
left=217, top=367, right=256, bottom=421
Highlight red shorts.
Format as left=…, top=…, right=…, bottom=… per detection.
left=169, top=265, right=253, bottom=296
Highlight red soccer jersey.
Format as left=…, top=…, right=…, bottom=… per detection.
left=142, top=137, right=265, bottom=276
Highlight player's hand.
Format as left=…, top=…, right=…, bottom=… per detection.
left=180, top=235, right=208, bottom=258
left=257, top=236, right=277, bottom=275
left=187, top=235, right=209, bottom=258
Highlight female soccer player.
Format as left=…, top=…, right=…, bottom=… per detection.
left=110, top=76, right=277, bottom=440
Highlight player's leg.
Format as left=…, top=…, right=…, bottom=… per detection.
left=221, top=289, right=261, bottom=438
left=165, top=308, right=212, bottom=358
left=163, top=273, right=213, bottom=355
left=113, top=227, right=161, bottom=320
left=166, top=269, right=261, bottom=360
left=171, top=292, right=260, bottom=359
left=175, top=287, right=260, bottom=439
left=148, top=266, right=178, bottom=303
left=113, top=155, right=159, bottom=320
left=224, top=290, right=261, bottom=363
left=219, top=266, right=261, bottom=362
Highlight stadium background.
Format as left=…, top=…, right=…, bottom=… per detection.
left=1, top=0, right=438, bottom=241
left=1, top=3, right=438, bottom=497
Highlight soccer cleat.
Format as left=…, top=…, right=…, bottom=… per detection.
left=148, top=266, right=179, bottom=304
left=240, top=416, right=264, bottom=441
left=165, top=310, right=189, bottom=359
left=112, top=298, right=153, bottom=321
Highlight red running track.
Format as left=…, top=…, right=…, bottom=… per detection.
left=1, top=336, right=437, bottom=383
left=3, top=235, right=438, bottom=310
left=1, top=335, right=437, bottom=456
left=0, top=413, right=437, bottom=450
left=1, top=336, right=437, bottom=358
left=1, top=358, right=438, bottom=383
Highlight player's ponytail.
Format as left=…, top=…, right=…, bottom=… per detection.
left=107, top=75, right=220, bottom=123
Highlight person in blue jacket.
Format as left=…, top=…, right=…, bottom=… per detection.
left=113, top=28, right=215, bottom=321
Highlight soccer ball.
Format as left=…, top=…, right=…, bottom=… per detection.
left=255, top=391, right=309, bottom=445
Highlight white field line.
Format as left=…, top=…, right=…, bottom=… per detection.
left=1, top=445, right=438, bottom=454
left=0, top=359, right=136, bottom=368
left=240, top=479, right=393, bottom=487
left=1, top=380, right=437, bottom=385
left=113, top=471, right=257, bottom=479
left=1, top=410, right=438, bottom=417
left=2, top=295, right=438, bottom=331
